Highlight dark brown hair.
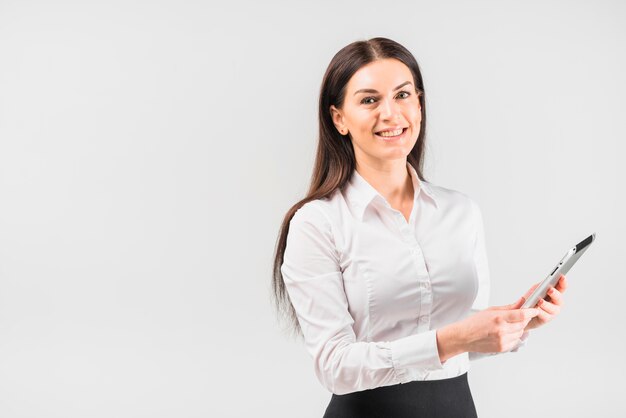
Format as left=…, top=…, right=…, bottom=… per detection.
left=271, top=37, right=429, bottom=338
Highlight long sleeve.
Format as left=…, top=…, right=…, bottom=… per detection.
left=281, top=204, right=445, bottom=395
left=467, top=200, right=529, bottom=362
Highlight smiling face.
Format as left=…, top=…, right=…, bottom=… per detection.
left=330, top=58, right=422, bottom=169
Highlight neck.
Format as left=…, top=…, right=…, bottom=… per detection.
left=355, top=158, right=413, bottom=204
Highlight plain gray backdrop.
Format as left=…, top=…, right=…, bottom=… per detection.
left=0, top=0, right=624, bottom=417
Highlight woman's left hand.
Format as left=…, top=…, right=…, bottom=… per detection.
left=519, top=274, right=568, bottom=331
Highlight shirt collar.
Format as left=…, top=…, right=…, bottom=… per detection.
left=344, top=161, right=439, bottom=221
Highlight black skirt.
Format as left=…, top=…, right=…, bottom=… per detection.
left=323, top=372, right=478, bottom=418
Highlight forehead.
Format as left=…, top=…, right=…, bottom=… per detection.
left=346, top=58, right=414, bottom=92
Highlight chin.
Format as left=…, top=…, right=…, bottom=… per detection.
left=378, top=148, right=411, bottom=159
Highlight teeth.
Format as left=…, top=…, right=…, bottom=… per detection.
left=377, top=128, right=404, bottom=137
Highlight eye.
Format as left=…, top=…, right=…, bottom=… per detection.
left=397, top=91, right=411, bottom=99
left=361, top=97, right=377, bottom=105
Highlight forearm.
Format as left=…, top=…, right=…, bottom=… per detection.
left=436, top=322, right=468, bottom=364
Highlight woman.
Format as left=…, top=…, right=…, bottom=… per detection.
left=271, top=37, right=567, bottom=418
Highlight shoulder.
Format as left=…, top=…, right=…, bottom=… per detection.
left=292, top=199, right=330, bottom=226
left=287, top=192, right=347, bottom=255
left=290, top=190, right=342, bottom=228
left=424, top=180, right=481, bottom=215
left=284, top=195, right=342, bottom=263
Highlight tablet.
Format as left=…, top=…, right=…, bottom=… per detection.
left=521, top=233, right=596, bottom=309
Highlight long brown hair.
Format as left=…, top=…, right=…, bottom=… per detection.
left=271, top=37, right=429, bottom=338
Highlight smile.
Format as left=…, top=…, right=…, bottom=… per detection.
left=375, top=127, right=408, bottom=140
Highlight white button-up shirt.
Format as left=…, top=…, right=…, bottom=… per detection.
left=281, top=161, right=529, bottom=395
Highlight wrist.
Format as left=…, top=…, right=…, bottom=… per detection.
left=436, top=322, right=468, bottom=363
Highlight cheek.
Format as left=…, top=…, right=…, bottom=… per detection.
left=356, top=116, right=377, bottom=133
left=348, top=111, right=373, bottom=129
left=403, top=103, right=422, bottom=125
left=414, top=106, right=422, bottom=121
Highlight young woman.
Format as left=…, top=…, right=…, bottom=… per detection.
left=272, top=37, right=567, bottom=418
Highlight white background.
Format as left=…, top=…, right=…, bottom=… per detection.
left=0, top=1, right=624, bottom=417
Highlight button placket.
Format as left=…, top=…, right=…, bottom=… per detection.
left=398, top=217, right=432, bottom=331
left=413, top=247, right=432, bottom=330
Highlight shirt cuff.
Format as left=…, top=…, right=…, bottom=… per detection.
left=385, top=329, right=445, bottom=380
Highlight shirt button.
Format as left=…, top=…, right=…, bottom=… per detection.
left=421, top=281, right=430, bottom=290
left=419, top=315, right=429, bottom=323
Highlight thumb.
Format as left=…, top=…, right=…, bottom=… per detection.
left=509, top=296, right=526, bottom=309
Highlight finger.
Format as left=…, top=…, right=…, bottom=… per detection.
left=509, top=296, right=526, bottom=309
left=546, top=286, right=563, bottom=306
left=535, top=308, right=551, bottom=324
left=523, top=282, right=541, bottom=300
left=538, top=298, right=561, bottom=316
left=509, top=320, right=529, bottom=332
left=506, top=308, right=540, bottom=323
left=556, top=274, right=568, bottom=292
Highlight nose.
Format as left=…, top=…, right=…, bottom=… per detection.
left=379, top=97, right=400, bottom=120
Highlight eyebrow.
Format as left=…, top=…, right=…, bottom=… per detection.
left=353, top=81, right=413, bottom=96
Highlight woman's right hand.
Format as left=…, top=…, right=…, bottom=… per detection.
left=458, top=299, right=541, bottom=354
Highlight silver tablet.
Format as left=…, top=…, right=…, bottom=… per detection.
left=521, top=233, right=596, bottom=309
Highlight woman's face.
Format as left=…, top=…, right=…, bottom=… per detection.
left=330, top=58, right=422, bottom=167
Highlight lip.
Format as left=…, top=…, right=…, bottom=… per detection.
left=375, top=126, right=407, bottom=134
left=375, top=127, right=408, bottom=141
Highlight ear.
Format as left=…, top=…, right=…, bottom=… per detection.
left=329, top=105, right=346, bottom=135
